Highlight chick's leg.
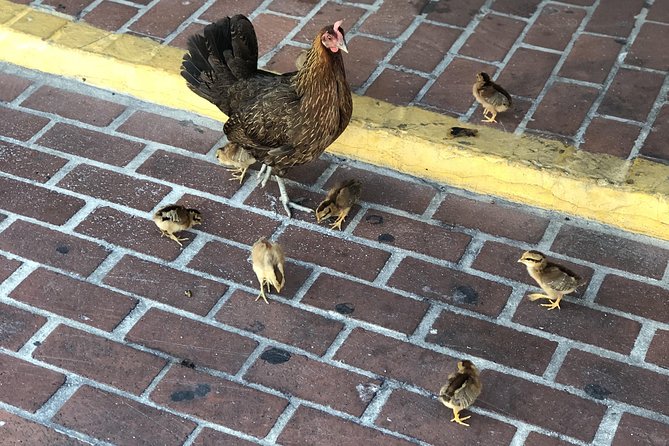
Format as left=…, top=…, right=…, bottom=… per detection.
left=255, top=279, right=269, bottom=304
left=528, top=293, right=552, bottom=301
left=163, top=231, right=187, bottom=247
left=483, top=110, right=498, bottom=123
left=276, top=176, right=313, bottom=217
left=228, top=167, right=247, bottom=184
left=540, top=293, right=563, bottom=310
left=450, top=408, right=471, bottom=427
left=330, top=209, right=350, bottom=231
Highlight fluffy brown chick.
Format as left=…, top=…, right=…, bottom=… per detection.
left=472, top=72, right=512, bottom=123
left=251, top=238, right=286, bottom=304
left=315, top=179, right=362, bottom=230
left=439, top=360, right=482, bottom=427
left=153, top=204, right=202, bottom=247
left=518, top=250, right=585, bottom=310
left=216, top=143, right=256, bottom=183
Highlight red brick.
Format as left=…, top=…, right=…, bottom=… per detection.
left=75, top=207, right=189, bottom=261
left=525, top=432, right=574, bottom=446
left=525, top=5, right=585, bottom=50
left=268, top=0, right=316, bottom=16
left=551, top=225, right=669, bottom=279
left=365, top=68, right=427, bottom=106
left=200, top=0, right=263, bottom=22
left=439, top=194, right=549, bottom=241
left=0, top=73, right=32, bottom=102
left=479, top=370, right=606, bottom=442
left=126, top=308, right=257, bottom=373
left=646, top=329, right=669, bottom=369
left=189, top=241, right=312, bottom=297
left=0, top=176, right=84, bottom=225
left=643, top=104, right=669, bottom=161
left=280, top=157, right=332, bottom=185
left=216, top=290, right=343, bottom=355
left=130, top=0, right=205, bottom=39
left=104, top=254, right=228, bottom=316
left=136, top=149, right=239, bottom=198
left=647, top=0, right=669, bottom=23
left=54, top=386, right=195, bottom=446
left=0, top=220, right=109, bottom=276
left=556, top=349, right=669, bottom=416
left=491, top=0, right=541, bottom=17
left=513, top=297, right=641, bottom=353
left=581, top=117, right=641, bottom=158
left=427, top=310, right=557, bottom=374
left=497, top=48, right=560, bottom=98
left=251, top=14, right=299, bottom=57
left=37, top=123, right=145, bottom=166
left=246, top=349, right=380, bottom=416
left=0, top=353, right=65, bottom=412
left=264, top=44, right=306, bottom=73
left=193, top=428, right=256, bottom=446
left=424, top=0, right=485, bottom=27
left=20, top=86, right=125, bottom=127
left=326, top=165, right=437, bottom=214
left=354, top=209, right=471, bottom=262
left=422, top=58, right=498, bottom=114
left=528, top=82, right=599, bottom=137
left=471, top=241, right=593, bottom=297
left=461, top=14, right=526, bottom=61
left=303, top=273, right=429, bottom=334
left=0, top=107, right=50, bottom=141
left=278, top=405, right=415, bottom=446
left=0, top=254, right=21, bottom=283
left=44, top=0, right=94, bottom=15
left=117, top=111, right=221, bottom=154
left=391, top=22, right=460, bottom=73
left=586, top=0, right=645, bottom=37
left=389, top=257, right=513, bottom=317
left=58, top=164, right=171, bottom=211
left=83, top=0, right=138, bottom=32
left=294, top=3, right=366, bottom=44
left=151, top=366, right=288, bottom=437
left=168, top=22, right=205, bottom=50
left=559, top=34, right=623, bottom=84
left=0, top=141, right=67, bottom=182
left=334, top=328, right=457, bottom=390
left=360, top=0, right=428, bottom=38
left=612, top=413, right=669, bottom=446
left=0, top=410, right=87, bottom=446
left=378, top=389, right=517, bottom=445
left=344, top=35, right=394, bottom=89
left=595, top=275, right=669, bottom=324
left=277, top=226, right=390, bottom=281
left=34, top=325, right=167, bottom=395
left=11, top=268, right=137, bottom=331
left=598, top=68, right=665, bottom=122
left=0, top=303, right=46, bottom=351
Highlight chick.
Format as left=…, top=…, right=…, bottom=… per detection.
left=153, top=204, right=202, bottom=247
left=438, top=360, right=482, bottom=427
left=216, top=143, right=256, bottom=184
left=472, top=72, right=512, bottom=123
left=251, top=238, right=285, bottom=304
left=518, top=250, right=585, bottom=310
left=315, top=179, right=362, bottom=230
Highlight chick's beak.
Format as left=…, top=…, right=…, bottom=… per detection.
left=517, top=258, right=523, bottom=263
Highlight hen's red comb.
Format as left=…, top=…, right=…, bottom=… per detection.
left=334, top=19, right=343, bottom=31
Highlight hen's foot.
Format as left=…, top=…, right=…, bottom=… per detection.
left=276, top=176, right=313, bottom=217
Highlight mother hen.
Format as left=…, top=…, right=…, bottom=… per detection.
left=181, top=15, right=353, bottom=217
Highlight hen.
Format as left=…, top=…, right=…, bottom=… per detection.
left=181, top=15, right=353, bottom=217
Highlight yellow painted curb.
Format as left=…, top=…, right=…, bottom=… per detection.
left=1, top=1, right=667, bottom=240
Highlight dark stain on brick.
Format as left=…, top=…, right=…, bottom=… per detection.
left=56, top=245, right=69, bottom=254
left=170, top=383, right=211, bottom=402
left=584, top=383, right=611, bottom=400
left=248, top=320, right=266, bottom=333
left=180, top=359, right=196, bottom=369
left=378, top=233, right=395, bottom=243
left=260, top=347, right=291, bottom=364
left=452, top=285, right=479, bottom=304
left=365, top=214, right=383, bottom=225
left=335, top=303, right=355, bottom=315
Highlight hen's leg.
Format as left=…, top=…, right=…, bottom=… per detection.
left=276, top=176, right=313, bottom=217
left=259, top=165, right=273, bottom=188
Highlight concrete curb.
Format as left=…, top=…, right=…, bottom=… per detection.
left=1, top=0, right=667, bottom=240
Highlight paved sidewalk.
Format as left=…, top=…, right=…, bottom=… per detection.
left=11, top=0, right=669, bottom=164
left=1, top=62, right=669, bottom=445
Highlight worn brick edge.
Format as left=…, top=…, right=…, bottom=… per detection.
left=1, top=0, right=667, bottom=241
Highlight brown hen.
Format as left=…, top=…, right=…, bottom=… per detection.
left=181, top=15, right=352, bottom=217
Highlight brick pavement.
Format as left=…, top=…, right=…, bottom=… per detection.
left=10, top=0, right=669, bottom=165
left=1, top=62, right=668, bottom=445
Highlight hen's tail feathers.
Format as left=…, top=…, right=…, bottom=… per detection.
left=180, top=15, right=259, bottom=107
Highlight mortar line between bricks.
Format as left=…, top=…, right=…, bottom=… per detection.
left=507, top=426, right=532, bottom=446
left=554, top=75, right=606, bottom=89
left=262, top=399, right=299, bottom=444
left=409, top=302, right=442, bottom=340
left=24, top=119, right=57, bottom=146
left=618, top=62, right=668, bottom=75
left=140, top=361, right=174, bottom=399
left=629, top=323, right=658, bottom=362
left=123, top=143, right=161, bottom=173
left=180, top=424, right=205, bottom=446
left=514, top=0, right=600, bottom=137
left=43, top=159, right=80, bottom=187
left=321, top=325, right=354, bottom=361
left=628, top=74, right=669, bottom=160
left=311, top=161, right=339, bottom=190
left=233, top=340, right=269, bottom=381
left=0, top=262, right=38, bottom=303
left=33, top=375, right=82, bottom=421
left=77, top=0, right=105, bottom=21
left=420, top=189, right=445, bottom=220
left=359, top=380, right=393, bottom=424
left=60, top=200, right=101, bottom=233
left=537, top=219, right=563, bottom=250
left=110, top=299, right=151, bottom=339
left=371, top=251, right=405, bottom=286
left=593, top=113, right=645, bottom=126
left=162, top=0, right=218, bottom=45
left=116, top=0, right=160, bottom=35
left=592, top=406, right=624, bottom=446
left=496, top=286, right=527, bottom=322
left=542, top=343, right=572, bottom=382
left=456, top=235, right=486, bottom=269
left=17, top=317, right=61, bottom=357
left=572, top=2, right=647, bottom=148
left=288, top=268, right=321, bottom=305
left=8, top=78, right=42, bottom=106
left=204, top=285, right=239, bottom=320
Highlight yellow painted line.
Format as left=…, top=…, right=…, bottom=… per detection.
left=1, top=0, right=667, bottom=240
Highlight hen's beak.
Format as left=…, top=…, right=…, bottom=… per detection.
left=338, top=39, right=349, bottom=53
